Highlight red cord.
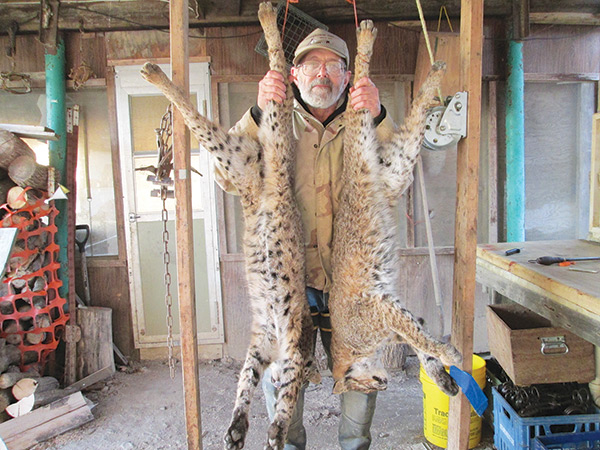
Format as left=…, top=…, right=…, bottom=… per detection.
left=281, top=0, right=298, bottom=40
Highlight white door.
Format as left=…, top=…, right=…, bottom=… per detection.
left=114, top=63, right=223, bottom=348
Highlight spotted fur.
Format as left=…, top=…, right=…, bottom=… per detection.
left=330, top=20, right=462, bottom=396
left=140, top=3, right=319, bottom=449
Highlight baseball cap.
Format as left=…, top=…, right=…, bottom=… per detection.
left=293, top=28, right=350, bottom=67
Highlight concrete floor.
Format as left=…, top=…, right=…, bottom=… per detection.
left=29, top=356, right=495, bottom=450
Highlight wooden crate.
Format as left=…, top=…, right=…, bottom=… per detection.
left=486, top=303, right=595, bottom=386
left=590, top=112, right=600, bottom=243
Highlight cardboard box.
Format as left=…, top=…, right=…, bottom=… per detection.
left=486, top=303, right=595, bottom=386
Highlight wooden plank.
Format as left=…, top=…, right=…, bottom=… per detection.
left=487, top=81, right=498, bottom=244
left=476, top=259, right=600, bottom=347
left=0, top=124, right=58, bottom=141
left=530, top=12, right=600, bottom=26
left=447, top=0, right=484, bottom=447
left=105, top=67, right=128, bottom=264
left=477, top=240, right=600, bottom=311
left=0, top=392, right=93, bottom=450
left=170, top=1, right=203, bottom=449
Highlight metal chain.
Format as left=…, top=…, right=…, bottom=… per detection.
left=161, top=186, right=175, bottom=379
left=156, top=104, right=175, bottom=378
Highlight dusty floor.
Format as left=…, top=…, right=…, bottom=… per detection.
left=30, top=356, right=494, bottom=450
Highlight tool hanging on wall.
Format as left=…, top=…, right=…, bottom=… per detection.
left=1, top=21, right=32, bottom=95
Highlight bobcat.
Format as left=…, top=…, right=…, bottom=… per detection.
left=330, top=20, right=462, bottom=396
left=140, top=3, right=319, bottom=449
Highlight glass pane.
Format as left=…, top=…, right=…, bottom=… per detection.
left=130, top=94, right=199, bottom=154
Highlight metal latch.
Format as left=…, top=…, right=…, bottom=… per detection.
left=540, top=336, right=569, bottom=355
left=423, top=91, right=468, bottom=151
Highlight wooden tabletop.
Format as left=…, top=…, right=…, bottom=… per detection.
left=476, top=239, right=600, bottom=346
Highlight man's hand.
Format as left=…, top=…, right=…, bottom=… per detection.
left=349, top=77, right=381, bottom=117
left=257, top=70, right=287, bottom=110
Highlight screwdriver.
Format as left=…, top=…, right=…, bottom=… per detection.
left=530, top=256, right=600, bottom=266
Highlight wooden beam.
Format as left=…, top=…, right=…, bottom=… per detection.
left=530, top=12, right=600, bottom=26
left=170, top=0, right=203, bottom=449
left=447, top=0, right=484, bottom=448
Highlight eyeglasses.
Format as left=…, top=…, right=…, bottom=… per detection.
left=297, top=61, right=346, bottom=77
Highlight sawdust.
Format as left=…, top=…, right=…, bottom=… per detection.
left=28, top=356, right=493, bottom=450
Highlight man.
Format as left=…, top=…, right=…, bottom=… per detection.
left=216, top=28, right=396, bottom=450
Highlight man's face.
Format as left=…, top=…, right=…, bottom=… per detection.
left=291, top=49, right=351, bottom=110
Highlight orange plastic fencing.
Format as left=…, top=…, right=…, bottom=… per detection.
left=0, top=196, right=68, bottom=372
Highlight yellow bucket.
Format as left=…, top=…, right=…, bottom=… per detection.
left=420, top=354, right=486, bottom=449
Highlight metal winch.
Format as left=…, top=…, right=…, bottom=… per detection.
left=422, top=91, right=468, bottom=151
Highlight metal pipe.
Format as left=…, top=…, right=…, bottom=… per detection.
left=505, top=38, right=525, bottom=242
left=46, top=39, right=68, bottom=297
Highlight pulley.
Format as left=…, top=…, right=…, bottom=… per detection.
left=423, top=91, right=468, bottom=151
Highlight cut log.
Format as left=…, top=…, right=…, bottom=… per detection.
left=5, top=393, right=34, bottom=417
left=6, top=185, right=26, bottom=209
left=0, top=340, right=21, bottom=373
left=0, top=389, right=12, bottom=412
left=8, top=155, right=49, bottom=190
left=0, top=130, right=36, bottom=170
left=25, top=315, right=51, bottom=346
left=12, top=378, right=38, bottom=401
left=0, top=391, right=94, bottom=450
left=0, top=178, right=16, bottom=205
left=0, top=369, right=40, bottom=389
left=76, top=306, right=116, bottom=379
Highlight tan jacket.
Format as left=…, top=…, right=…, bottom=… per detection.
left=215, top=99, right=396, bottom=292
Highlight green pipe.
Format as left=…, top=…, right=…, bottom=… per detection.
left=505, top=39, right=525, bottom=242
left=45, top=39, right=68, bottom=298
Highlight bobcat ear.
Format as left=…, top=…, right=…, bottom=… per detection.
left=332, top=380, right=346, bottom=395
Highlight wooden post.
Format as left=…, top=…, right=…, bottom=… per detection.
left=447, top=0, right=484, bottom=448
left=169, top=1, right=203, bottom=449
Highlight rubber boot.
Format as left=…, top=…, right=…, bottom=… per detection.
left=262, top=367, right=307, bottom=450
left=338, top=390, right=378, bottom=450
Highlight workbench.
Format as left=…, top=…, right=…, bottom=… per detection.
left=476, top=239, right=600, bottom=347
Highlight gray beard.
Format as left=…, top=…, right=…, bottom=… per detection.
left=298, top=78, right=345, bottom=110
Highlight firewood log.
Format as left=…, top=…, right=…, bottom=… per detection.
left=0, top=369, right=40, bottom=389
left=0, top=339, right=21, bottom=373
left=0, top=131, right=36, bottom=170
left=0, top=178, right=16, bottom=205
left=8, top=155, right=48, bottom=190
left=6, top=185, right=26, bottom=209
left=12, top=378, right=37, bottom=401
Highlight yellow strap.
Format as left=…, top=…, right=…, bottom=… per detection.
left=414, top=0, right=444, bottom=103
left=437, top=6, right=454, bottom=33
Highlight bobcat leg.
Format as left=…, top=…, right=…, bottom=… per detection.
left=140, top=62, right=262, bottom=189
left=379, top=61, right=447, bottom=198
left=416, top=350, right=459, bottom=396
left=381, top=299, right=461, bottom=366
left=224, top=328, right=272, bottom=449
left=265, top=332, right=305, bottom=449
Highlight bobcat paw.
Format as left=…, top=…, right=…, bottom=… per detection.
left=333, top=374, right=388, bottom=394
left=140, top=62, right=164, bottom=83
left=435, top=369, right=459, bottom=396
left=440, top=343, right=462, bottom=367
left=258, top=1, right=276, bottom=19
left=265, top=419, right=286, bottom=450
left=432, top=60, right=447, bottom=72
left=224, top=408, right=249, bottom=449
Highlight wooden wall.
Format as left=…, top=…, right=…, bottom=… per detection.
left=1, top=19, right=598, bottom=362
